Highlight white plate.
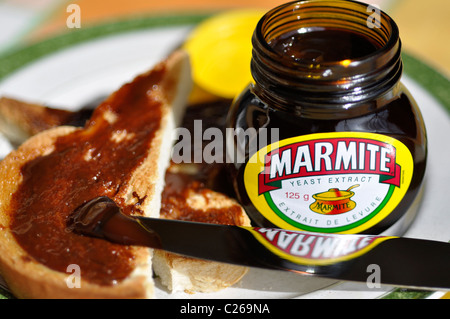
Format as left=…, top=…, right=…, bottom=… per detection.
left=0, top=16, right=449, bottom=299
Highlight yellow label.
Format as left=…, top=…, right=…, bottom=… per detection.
left=244, top=132, right=414, bottom=234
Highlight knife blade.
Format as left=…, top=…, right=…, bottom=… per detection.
left=68, top=197, right=450, bottom=291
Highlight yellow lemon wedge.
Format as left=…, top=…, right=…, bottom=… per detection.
left=183, top=9, right=266, bottom=99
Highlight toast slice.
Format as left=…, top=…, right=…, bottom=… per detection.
left=154, top=164, right=251, bottom=293
left=0, top=56, right=251, bottom=296
left=0, top=96, right=92, bottom=146
left=0, top=50, right=192, bottom=298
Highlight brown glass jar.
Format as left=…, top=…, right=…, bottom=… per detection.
left=226, top=0, right=427, bottom=235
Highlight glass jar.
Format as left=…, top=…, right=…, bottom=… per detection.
left=226, top=0, right=427, bottom=235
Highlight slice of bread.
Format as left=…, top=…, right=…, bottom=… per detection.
left=0, top=126, right=157, bottom=299
left=0, top=96, right=88, bottom=146
left=0, top=50, right=192, bottom=299
left=0, top=52, right=251, bottom=297
left=153, top=164, right=251, bottom=293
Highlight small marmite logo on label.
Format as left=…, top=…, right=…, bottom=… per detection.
left=244, top=132, right=414, bottom=234
left=309, top=184, right=360, bottom=215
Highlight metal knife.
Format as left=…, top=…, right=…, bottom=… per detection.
left=69, top=196, right=450, bottom=292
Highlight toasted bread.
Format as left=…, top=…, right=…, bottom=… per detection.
left=0, top=52, right=251, bottom=297
left=0, top=97, right=88, bottom=146
left=0, top=50, right=192, bottom=298
left=153, top=165, right=251, bottom=293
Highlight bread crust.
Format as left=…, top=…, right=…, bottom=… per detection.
left=0, top=50, right=191, bottom=298
left=0, top=97, right=77, bottom=145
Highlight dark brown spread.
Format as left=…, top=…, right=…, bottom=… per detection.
left=68, top=196, right=163, bottom=249
left=9, top=65, right=168, bottom=286
left=161, top=171, right=244, bottom=226
left=8, top=70, right=239, bottom=285
left=268, top=28, right=381, bottom=64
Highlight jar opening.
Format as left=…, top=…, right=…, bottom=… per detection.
left=256, top=0, right=398, bottom=67
left=267, top=27, right=385, bottom=67
left=250, top=0, right=403, bottom=112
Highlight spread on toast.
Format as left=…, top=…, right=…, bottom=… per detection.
left=0, top=51, right=250, bottom=297
left=0, top=51, right=191, bottom=298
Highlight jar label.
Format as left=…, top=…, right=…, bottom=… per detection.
left=244, top=132, right=414, bottom=233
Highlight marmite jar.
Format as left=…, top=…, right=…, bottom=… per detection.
left=226, top=0, right=427, bottom=235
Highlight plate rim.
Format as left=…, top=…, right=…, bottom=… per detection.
left=0, top=13, right=448, bottom=300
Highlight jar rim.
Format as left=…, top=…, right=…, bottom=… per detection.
left=253, top=0, right=400, bottom=73
left=250, top=0, right=403, bottom=110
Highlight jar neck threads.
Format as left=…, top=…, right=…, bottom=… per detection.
left=251, top=0, right=403, bottom=118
